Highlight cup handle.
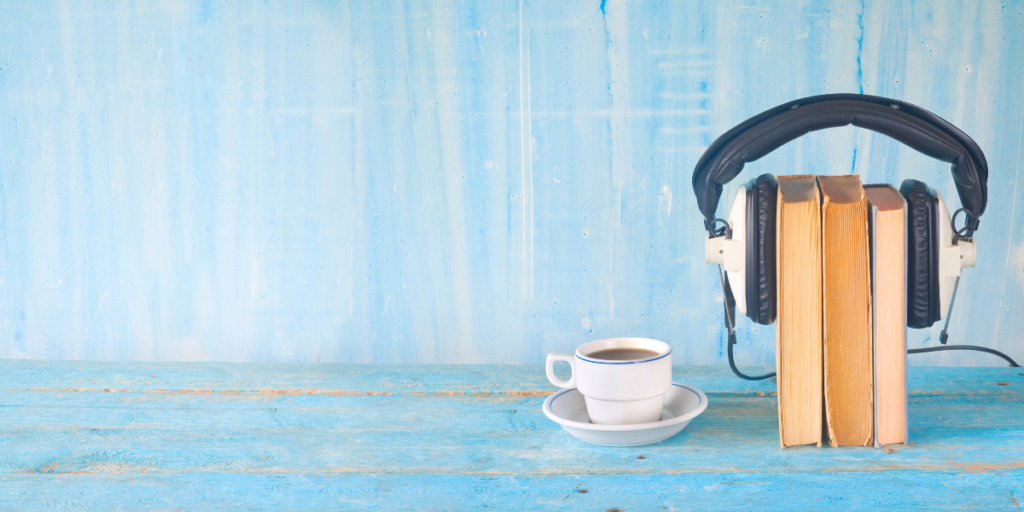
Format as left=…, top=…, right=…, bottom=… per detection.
left=545, top=353, right=577, bottom=388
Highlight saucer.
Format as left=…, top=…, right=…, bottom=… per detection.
left=542, top=382, right=708, bottom=447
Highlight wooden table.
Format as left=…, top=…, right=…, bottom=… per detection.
left=1, top=362, right=1022, bottom=510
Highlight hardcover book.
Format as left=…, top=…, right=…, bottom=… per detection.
left=819, top=175, right=874, bottom=447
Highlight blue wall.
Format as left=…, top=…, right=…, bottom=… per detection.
left=1, top=0, right=1022, bottom=365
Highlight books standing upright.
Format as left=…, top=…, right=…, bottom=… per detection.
left=865, top=185, right=908, bottom=446
left=775, top=176, right=823, bottom=448
left=819, top=175, right=874, bottom=447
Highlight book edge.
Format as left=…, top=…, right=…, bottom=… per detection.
left=867, top=186, right=910, bottom=447
left=776, top=179, right=824, bottom=448
left=871, top=202, right=880, bottom=448
left=777, top=184, right=786, bottom=449
left=821, top=177, right=873, bottom=447
left=820, top=181, right=839, bottom=447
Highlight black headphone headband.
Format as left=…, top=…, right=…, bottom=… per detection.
left=692, top=94, right=988, bottom=235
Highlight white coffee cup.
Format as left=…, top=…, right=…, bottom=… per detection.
left=545, top=337, right=672, bottom=425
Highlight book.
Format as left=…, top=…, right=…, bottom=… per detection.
left=818, top=175, right=874, bottom=447
left=775, top=175, right=824, bottom=448
left=865, top=184, right=908, bottom=446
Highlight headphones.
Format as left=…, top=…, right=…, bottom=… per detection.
left=690, top=93, right=1014, bottom=378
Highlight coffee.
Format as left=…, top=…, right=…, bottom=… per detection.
left=588, top=348, right=661, bottom=361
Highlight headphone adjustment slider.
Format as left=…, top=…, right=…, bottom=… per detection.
left=706, top=235, right=743, bottom=272
left=958, top=238, right=976, bottom=269
left=939, top=245, right=962, bottom=279
left=940, top=238, right=977, bottom=279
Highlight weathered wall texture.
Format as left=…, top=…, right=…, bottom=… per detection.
left=1, top=1, right=1022, bottom=364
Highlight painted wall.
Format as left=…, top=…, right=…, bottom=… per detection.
left=1, top=0, right=1022, bottom=365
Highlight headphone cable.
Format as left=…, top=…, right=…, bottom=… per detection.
left=908, top=345, right=1019, bottom=367
left=718, top=268, right=1017, bottom=379
left=924, top=274, right=1018, bottom=366
left=718, top=265, right=777, bottom=380
left=726, top=338, right=1019, bottom=381
left=727, top=334, right=777, bottom=380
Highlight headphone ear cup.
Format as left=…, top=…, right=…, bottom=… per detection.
left=745, top=173, right=779, bottom=325
left=899, top=179, right=942, bottom=328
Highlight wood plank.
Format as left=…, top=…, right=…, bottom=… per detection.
left=1, top=472, right=1022, bottom=511
left=3, top=395, right=1022, bottom=473
left=1, top=362, right=1022, bottom=510
left=2, top=361, right=1020, bottom=395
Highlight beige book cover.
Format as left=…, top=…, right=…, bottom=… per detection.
left=865, top=184, right=909, bottom=447
left=775, top=175, right=823, bottom=448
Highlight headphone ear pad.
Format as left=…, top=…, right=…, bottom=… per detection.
left=899, top=179, right=941, bottom=328
left=745, top=173, right=778, bottom=325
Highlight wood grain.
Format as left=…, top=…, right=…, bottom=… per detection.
left=1, top=362, right=1023, bottom=510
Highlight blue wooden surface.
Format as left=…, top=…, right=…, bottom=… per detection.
left=1, top=362, right=1022, bottom=510
left=2, top=1, right=1024, bottom=365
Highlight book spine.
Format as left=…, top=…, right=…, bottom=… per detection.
left=870, top=203, right=880, bottom=448
left=821, top=178, right=874, bottom=448
left=776, top=187, right=786, bottom=449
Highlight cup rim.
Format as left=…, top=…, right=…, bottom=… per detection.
left=575, top=337, right=671, bottom=365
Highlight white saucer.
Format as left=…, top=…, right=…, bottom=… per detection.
left=542, top=382, right=708, bottom=447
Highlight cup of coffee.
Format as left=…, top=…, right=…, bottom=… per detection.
left=545, top=337, right=672, bottom=425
